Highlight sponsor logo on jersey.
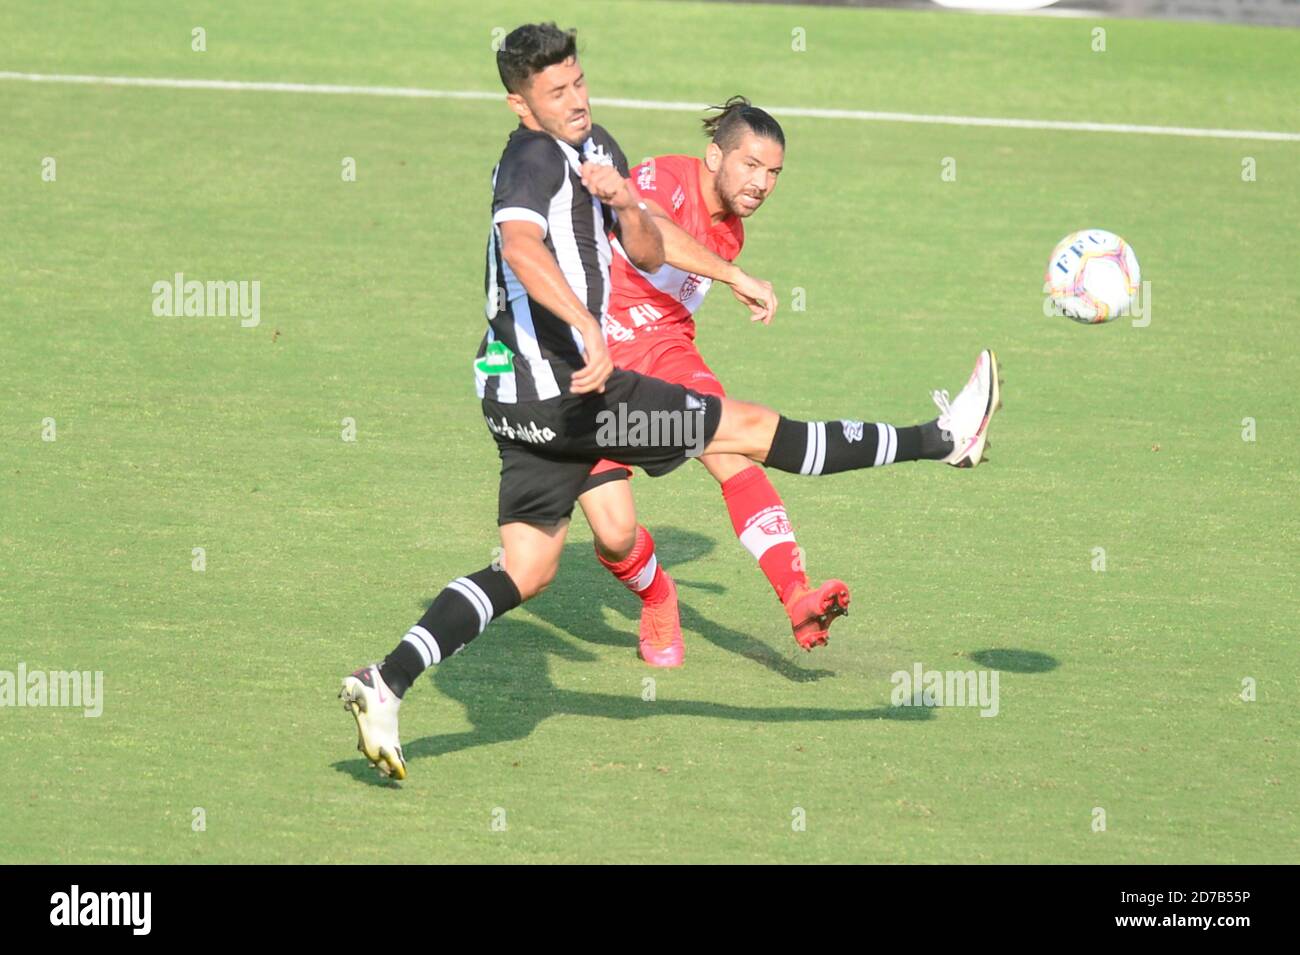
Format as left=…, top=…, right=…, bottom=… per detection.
left=671, top=185, right=686, bottom=212
left=475, top=340, right=516, bottom=375
left=583, top=140, right=614, bottom=167
left=627, top=302, right=664, bottom=327
left=602, top=314, right=635, bottom=344
left=484, top=415, right=556, bottom=444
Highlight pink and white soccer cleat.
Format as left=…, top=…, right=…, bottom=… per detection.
left=933, top=349, right=1002, bottom=469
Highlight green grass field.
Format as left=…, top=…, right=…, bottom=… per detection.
left=2, top=0, right=1297, bottom=863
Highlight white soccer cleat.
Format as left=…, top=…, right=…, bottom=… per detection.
left=932, top=349, right=1001, bottom=469
left=339, top=665, right=407, bottom=780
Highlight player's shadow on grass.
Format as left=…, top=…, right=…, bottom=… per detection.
left=528, top=525, right=835, bottom=684
left=344, top=615, right=931, bottom=779
left=329, top=526, right=912, bottom=784
left=967, top=649, right=1059, bottom=673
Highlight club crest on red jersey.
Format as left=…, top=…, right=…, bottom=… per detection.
left=679, top=274, right=702, bottom=302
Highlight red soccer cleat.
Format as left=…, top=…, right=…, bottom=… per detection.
left=783, top=579, right=851, bottom=650
left=639, top=572, right=684, bottom=667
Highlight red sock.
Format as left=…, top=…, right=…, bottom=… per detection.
left=596, top=524, right=672, bottom=605
left=721, top=466, right=807, bottom=601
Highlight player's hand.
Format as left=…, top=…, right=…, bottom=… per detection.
left=570, top=321, right=613, bottom=394
left=580, top=162, right=634, bottom=209
left=730, top=270, right=777, bottom=324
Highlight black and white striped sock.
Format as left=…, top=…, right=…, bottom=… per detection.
left=379, top=566, right=521, bottom=698
left=765, top=417, right=949, bottom=475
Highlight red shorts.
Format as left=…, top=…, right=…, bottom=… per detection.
left=587, top=336, right=725, bottom=482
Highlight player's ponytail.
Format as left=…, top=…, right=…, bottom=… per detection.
left=701, top=95, right=786, bottom=152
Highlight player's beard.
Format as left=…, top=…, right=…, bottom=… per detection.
left=717, top=168, right=765, bottom=218
left=542, top=108, right=591, bottom=147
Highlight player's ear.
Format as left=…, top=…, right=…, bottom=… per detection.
left=704, top=142, right=724, bottom=173
left=505, top=91, right=530, bottom=122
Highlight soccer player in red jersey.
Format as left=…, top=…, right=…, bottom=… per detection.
left=576, top=97, right=850, bottom=666
left=341, top=28, right=1000, bottom=778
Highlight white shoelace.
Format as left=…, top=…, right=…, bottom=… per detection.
left=931, top=388, right=953, bottom=423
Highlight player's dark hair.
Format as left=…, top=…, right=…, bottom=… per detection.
left=702, top=96, right=785, bottom=153
left=496, top=22, right=578, bottom=94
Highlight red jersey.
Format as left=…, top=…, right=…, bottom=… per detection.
left=604, top=154, right=744, bottom=349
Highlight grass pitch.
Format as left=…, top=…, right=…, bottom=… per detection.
left=1, top=0, right=1297, bottom=863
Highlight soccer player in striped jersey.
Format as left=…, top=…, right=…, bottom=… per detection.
left=577, top=98, right=858, bottom=666
left=340, top=22, right=1000, bottom=780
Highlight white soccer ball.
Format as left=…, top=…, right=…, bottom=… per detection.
left=1044, top=229, right=1141, bottom=324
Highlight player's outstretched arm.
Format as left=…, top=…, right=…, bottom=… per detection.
left=647, top=203, right=738, bottom=282
left=636, top=199, right=775, bottom=323
left=640, top=201, right=775, bottom=324
left=499, top=220, right=613, bottom=393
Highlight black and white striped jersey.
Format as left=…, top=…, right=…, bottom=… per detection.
left=476, top=123, right=630, bottom=403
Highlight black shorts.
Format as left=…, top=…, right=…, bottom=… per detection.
left=482, top=369, right=722, bottom=526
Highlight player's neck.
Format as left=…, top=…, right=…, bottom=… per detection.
left=696, top=160, right=729, bottom=223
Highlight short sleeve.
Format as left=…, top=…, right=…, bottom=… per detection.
left=492, top=135, right=564, bottom=237
left=629, top=156, right=686, bottom=223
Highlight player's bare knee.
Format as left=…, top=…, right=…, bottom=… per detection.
left=579, top=478, right=637, bottom=561
left=528, top=566, right=559, bottom=598
left=714, top=399, right=776, bottom=457
left=511, top=561, right=558, bottom=600
left=701, top=452, right=752, bottom=483
left=593, top=522, right=636, bottom=562
left=498, top=547, right=560, bottom=601
left=743, top=401, right=777, bottom=433
left=589, top=498, right=637, bottom=559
